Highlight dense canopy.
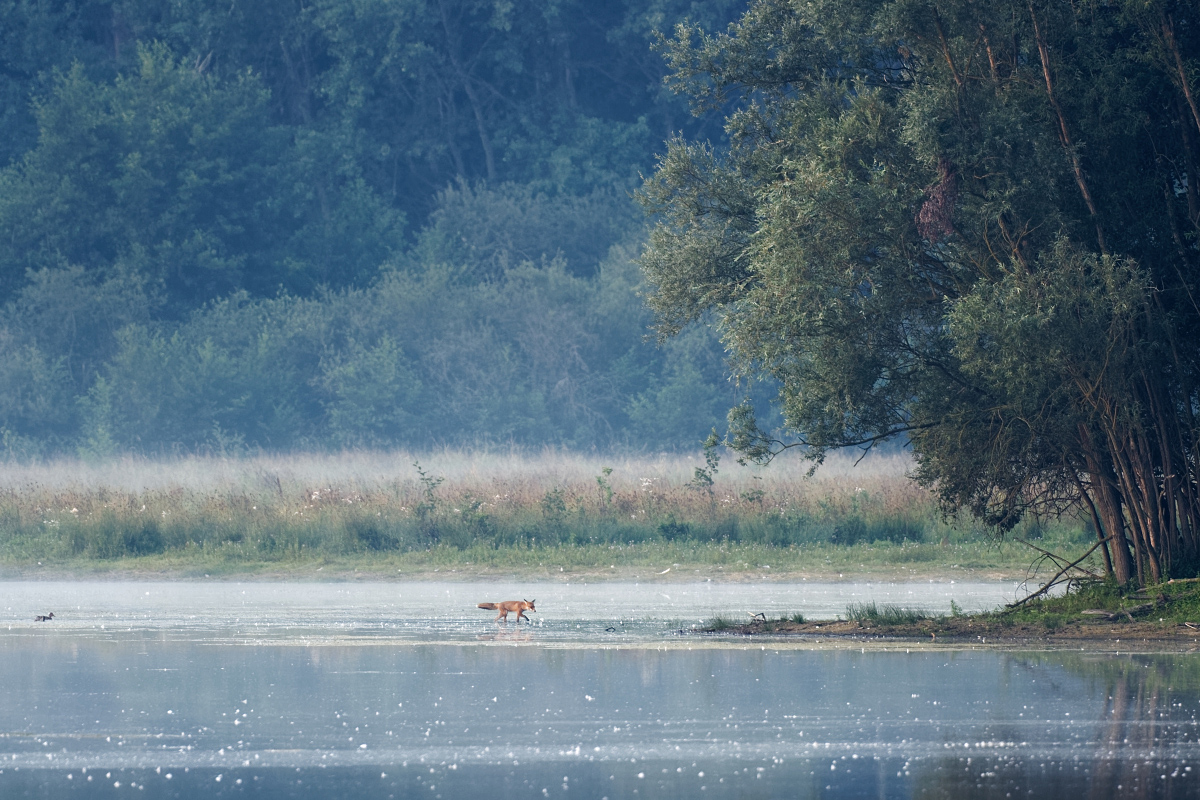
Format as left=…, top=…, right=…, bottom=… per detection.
left=0, top=0, right=761, bottom=455
left=641, top=0, right=1200, bottom=585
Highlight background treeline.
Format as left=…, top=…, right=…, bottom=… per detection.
left=0, top=0, right=759, bottom=456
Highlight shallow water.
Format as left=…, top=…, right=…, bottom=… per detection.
left=2, top=581, right=1197, bottom=798
left=2, top=579, right=1019, bottom=641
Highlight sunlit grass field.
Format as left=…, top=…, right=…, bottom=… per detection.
left=0, top=449, right=1099, bottom=580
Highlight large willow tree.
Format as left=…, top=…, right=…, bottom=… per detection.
left=641, top=0, right=1200, bottom=587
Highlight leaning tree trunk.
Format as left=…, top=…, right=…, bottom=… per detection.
left=1078, top=424, right=1136, bottom=585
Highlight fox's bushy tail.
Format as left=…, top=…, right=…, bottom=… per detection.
left=477, top=602, right=498, bottom=610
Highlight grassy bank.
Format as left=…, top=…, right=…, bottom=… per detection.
left=707, top=579, right=1200, bottom=643
left=0, top=450, right=1099, bottom=580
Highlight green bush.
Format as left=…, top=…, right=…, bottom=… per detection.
left=657, top=516, right=691, bottom=541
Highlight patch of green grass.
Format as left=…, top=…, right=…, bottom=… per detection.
left=994, top=578, right=1200, bottom=630
left=845, top=601, right=931, bottom=624
left=1002, top=579, right=1135, bottom=623
left=1159, top=586, right=1200, bottom=622
left=1, top=537, right=1078, bottom=581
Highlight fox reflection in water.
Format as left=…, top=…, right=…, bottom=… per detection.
left=477, top=626, right=535, bottom=642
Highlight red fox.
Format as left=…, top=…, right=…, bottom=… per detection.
left=477, top=599, right=536, bottom=622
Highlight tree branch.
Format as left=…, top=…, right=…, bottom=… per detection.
left=1028, top=2, right=1107, bottom=254
left=1005, top=535, right=1111, bottom=610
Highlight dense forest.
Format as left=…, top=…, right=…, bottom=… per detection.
left=0, top=0, right=757, bottom=456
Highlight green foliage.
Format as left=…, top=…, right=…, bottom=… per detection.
left=45, top=242, right=755, bottom=452
left=641, top=0, right=1200, bottom=586
left=78, top=294, right=319, bottom=451
left=0, top=44, right=401, bottom=309
left=458, top=495, right=494, bottom=544
left=830, top=516, right=923, bottom=546
left=739, top=476, right=765, bottom=505
left=320, top=337, right=421, bottom=448
left=629, top=331, right=730, bottom=445
left=345, top=517, right=401, bottom=553
left=411, top=181, right=640, bottom=282
left=65, top=511, right=164, bottom=559
left=596, top=467, right=614, bottom=507
left=539, top=487, right=568, bottom=536
left=657, top=515, right=692, bottom=541
left=413, top=461, right=444, bottom=522
left=706, top=615, right=738, bottom=631
left=687, top=429, right=722, bottom=492
left=0, top=0, right=753, bottom=456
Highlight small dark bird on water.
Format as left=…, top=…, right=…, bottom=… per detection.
left=34, top=612, right=54, bottom=622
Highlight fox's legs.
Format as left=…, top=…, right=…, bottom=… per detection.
left=517, top=610, right=528, bottom=622
left=494, top=610, right=507, bottom=622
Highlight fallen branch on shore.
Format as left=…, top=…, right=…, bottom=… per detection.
left=1006, top=536, right=1113, bottom=611
left=1080, top=603, right=1154, bottom=622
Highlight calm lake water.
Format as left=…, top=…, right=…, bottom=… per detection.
left=2, top=581, right=1197, bottom=798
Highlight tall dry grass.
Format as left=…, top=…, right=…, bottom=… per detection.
left=0, top=449, right=1083, bottom=568
left=0, top=447, right=911, bottom=495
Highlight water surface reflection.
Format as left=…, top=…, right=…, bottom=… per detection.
left=1, top=582, right=1195, bottom=798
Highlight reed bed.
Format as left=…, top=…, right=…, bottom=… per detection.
left=0, top=449, right=1093, bottom=577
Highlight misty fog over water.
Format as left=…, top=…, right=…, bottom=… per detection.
left=2, top=580, right=1019, bottom=637
left=3, top=582, right=1196, bottom=798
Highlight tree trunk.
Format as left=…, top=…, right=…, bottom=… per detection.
left=1029, top=2, right=1107, bottom=254
left=1162, top=12, right=1200, bottom=138
left=1080, top=425, right=1135, bottom=585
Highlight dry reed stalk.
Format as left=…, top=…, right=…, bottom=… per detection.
left=0, top=451, right=924, bottom=515
left=0, top=448, right=912, bottom=492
